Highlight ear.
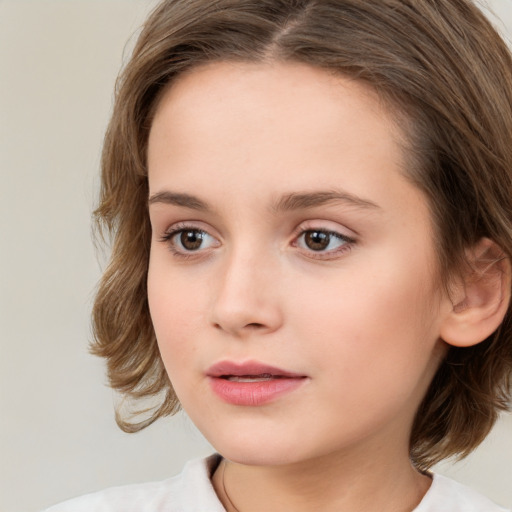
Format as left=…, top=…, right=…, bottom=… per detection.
left=440, top=238, right=511, bottom=348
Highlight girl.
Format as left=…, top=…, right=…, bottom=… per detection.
left=46, top=0, right=512, bottom=510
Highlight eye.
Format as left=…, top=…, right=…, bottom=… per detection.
left=176, top=229, right=209, bottom=251
left=294, top=229, right=354, bottom=256
left=160, top=226, right=219, bottom=255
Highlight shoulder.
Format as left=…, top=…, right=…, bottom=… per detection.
left=42, top=454, right=225, bottom=512
left=415, top=473, right=510, bottom=512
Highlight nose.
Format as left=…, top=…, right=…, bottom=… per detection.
left=210, top=248, right=283, bottom=338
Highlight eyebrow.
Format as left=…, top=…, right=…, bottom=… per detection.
left=271, top=190, right=380, bottom=213
left=148, top=189, right=380, bottom=213
left=148, top=191, right=211, bottom=211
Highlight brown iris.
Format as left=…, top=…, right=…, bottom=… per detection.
left=304, top=231, right=331, bottom=251
left=180, top=230, right=204, bottom=250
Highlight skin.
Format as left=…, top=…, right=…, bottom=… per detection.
left=146, top=61, right=455, bottom=512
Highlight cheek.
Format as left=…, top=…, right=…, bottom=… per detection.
left=147, top=261, right=206, bottom=373
left=286, top=256, right=441, bottom=376
left=291, top=270, right=442, bottom=427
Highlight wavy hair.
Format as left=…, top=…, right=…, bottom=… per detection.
left=91, top=0, right=512, bottom=469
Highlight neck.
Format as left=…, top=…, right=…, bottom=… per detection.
left=212, top=442, right=431, bottom=512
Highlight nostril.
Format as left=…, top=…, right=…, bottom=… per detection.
left=212, top=321, right=265, bottom=334
left=246, top=323, right=265, bottom=329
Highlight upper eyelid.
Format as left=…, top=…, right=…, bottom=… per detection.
left=291, top=219, right=357, bottom=239
left=161, top=220, right=219, bottom=237
left=156, top=215, right=355, bottom=231
left=163, top=225, right=217, bottom=242
left=295, top=227, right=352, bottom=237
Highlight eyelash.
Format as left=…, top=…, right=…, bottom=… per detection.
left=159, top=224, right=356, bottom=260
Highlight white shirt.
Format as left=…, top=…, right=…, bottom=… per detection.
left=43, top=454, right=510, bottom=512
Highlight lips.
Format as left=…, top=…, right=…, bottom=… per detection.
left=207, top=361, right=305, bottom=379
left=207, top=360, right=307, bottom=406
left=224, top=374, right=275, bottom=382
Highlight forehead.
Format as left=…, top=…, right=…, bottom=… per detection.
left=150, top=61, right=398, bottom=138
left=147, top=61, right=408, bottom=199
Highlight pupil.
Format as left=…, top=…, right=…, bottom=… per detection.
left=181, top=230, right=203, bottom=250
left=305, top=231, right=329, bottom=251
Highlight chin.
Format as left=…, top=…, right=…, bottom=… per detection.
left=218, top=445, right=302, bottom=467
left=203, top=424, right=316, bottom=467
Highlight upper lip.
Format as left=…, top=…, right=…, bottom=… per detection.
left=207, top=360, right=306, bottom=378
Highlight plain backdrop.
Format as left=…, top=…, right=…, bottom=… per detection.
left=1, top=1, right=511, bottom=511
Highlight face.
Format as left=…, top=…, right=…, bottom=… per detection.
left=147, top=61, right=449, bottom=467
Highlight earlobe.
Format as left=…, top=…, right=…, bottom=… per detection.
left=440, top=238, right=511, bottom=348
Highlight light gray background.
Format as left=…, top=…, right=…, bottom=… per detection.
left=1, top=1, right=511, bottom=511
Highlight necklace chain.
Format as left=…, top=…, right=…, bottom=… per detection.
left=221, top=459, right=241, bottom=512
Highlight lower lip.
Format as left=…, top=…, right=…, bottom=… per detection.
left=208, top=376, right=306, bottom=406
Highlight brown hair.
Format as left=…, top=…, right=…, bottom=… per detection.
left=91, top=0, right=512, bottom=469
